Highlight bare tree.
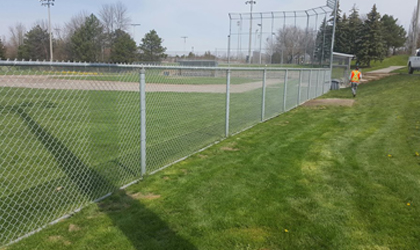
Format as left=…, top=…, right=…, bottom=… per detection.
left=275, top=26, right=306, bottom=64
left=7, top=23, right=26, bottom=59
left=99, top=1, right=131, bottom=34
left=406, top=8, right=419, bottom=54
left=64, top=11, right=89, bottom=38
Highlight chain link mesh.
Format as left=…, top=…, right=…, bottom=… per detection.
left=0, top=62, right=330, bottom=246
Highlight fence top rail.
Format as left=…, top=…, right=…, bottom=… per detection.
left=0, top=60, right=330, bottom=72
left=228, top=5, right=332, bottom=20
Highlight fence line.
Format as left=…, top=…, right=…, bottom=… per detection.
left=0, top=60, right=331, bottom=246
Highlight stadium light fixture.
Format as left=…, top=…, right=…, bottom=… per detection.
left=40, top=0, right=55, bottom=62
left=326, top=0, right=336, bottom=9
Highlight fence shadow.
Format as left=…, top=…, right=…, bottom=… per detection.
left=11, top=107, right=197, bottom=249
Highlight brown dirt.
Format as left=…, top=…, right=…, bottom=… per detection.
left=128, top=192, right=161, bottom=200
left=68, top=224, right=80, bottom=232
left=361, top=72, right=396, bottom=83
left=303, top=98, right=355, bottom=107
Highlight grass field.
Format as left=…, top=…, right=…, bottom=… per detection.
left=2, top=73, right=419, bottom=250
left=1, top=67, right=326, bottom=247
left=353, top=54, right=409, bottom=73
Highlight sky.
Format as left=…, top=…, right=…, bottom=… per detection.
left=0, top=0, right=416, bottom=54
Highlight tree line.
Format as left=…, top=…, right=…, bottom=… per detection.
left=0, top=2, right=167, bottom=63
left=268, top=3, right=408, bottom=67
left=329, top=3, right=407, bottom=67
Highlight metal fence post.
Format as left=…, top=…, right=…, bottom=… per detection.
left=297, top=70, right=303, bottom=106
left=321, top=70, right=326, bottom=94
left=316, top=70, right=322, bottom=97
left=307, top=70, right=312, bottom=100
left=261, top=69, right=267, bottom=121
left=140, top=68, right=146, bottom=177
left=225, top=69, right=231, bottom=137
left=283, top=69, right=288, bottom=112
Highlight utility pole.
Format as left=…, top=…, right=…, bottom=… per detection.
left=413, top=0, right=420, bottom=55
left=130, top=24, right=141, bottom=44
left=40, top=0, right=55, bottom=62
left=246, top=1, right=256, bottom=64
left=181, top=36, right=188, bottom=56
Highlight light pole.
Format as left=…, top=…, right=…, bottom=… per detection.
left=413, top=0, right=420, bottom=55
left=237, top=21, right=241, bottom=60
left=181, top=36, right=188, bottom=56
left=258, top=23, right=262, bottom=64
left=246, top=1, right=256, bottom=64
left=130, top=24, right=141, bottom=44
left=40, top=0, right=55, bottom=62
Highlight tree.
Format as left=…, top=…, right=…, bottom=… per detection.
left=275, top=26, right=306, bottom=64
left=70, top=14, right=104, bottom=62
left=139, top=30, right=167, bottom=62
left=109, top=29, right=137, bottom=63
left=99, top=1, right=131, bottom=34
left=347, top=6, right=363, bottom=56
left=99, top=2, right=131, bottom=61
left=381, top=15, right=407, bottom=55
left=335, top=13, right=351, bottom=53
left=17, top=25, right=50, bottom=60
left=357, top=4, right=386, bottom=67
left=0, top=39, right=6, bottom=59
left=314, top=18, right=331, bottom=65
left=406, top=8, right=420, bottom=54
left=331, top=2, right=349, bottom=53
left=7, top=23, right=26, bottom=59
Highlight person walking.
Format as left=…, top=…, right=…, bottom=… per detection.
left=349, top=67, right=362, bottom=97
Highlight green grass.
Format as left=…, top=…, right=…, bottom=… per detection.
left=354, top=54, right=409, bottom=72
left=0, top=72, right=308, bottom=247
left=3, top=74, right=420, bottom=250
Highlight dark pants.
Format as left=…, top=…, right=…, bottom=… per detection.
left=351, top=82, right=359, bottom=96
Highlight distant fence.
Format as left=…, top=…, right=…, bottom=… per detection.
left=0, top=60, right=331, bottom=246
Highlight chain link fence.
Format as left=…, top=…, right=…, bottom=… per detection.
left=0, top=60, right=331, bottom=246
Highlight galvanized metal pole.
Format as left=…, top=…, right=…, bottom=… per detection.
left=307, top=70, right=312, bottom=100
left=317, top=69, right=321, bottom=96
left=259, top=14, right=263, bottom=64
left=321, top=70, right=326, bottom=94
left=228, top=15, right=232, bottom=65
left=329, top=0, right=338, bottom=74
left=246, top=1, right=256, bottom=64
left=48, top=5, right=53, bottom=62
left=283, top=70, right=288, bottom=112
left=225, top=69, right=231, bottom=137
left=297, top=70, right=303, bottom=106
left=413, top=0, right=420, bottom=55
left=261, top=69, right=267, bottom=121
left=140, top=68, right=146, bottom=176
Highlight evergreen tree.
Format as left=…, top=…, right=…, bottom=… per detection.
left=357, top=4, right=386, bottom=67
left=70, top=14, right=104, bottom=62
left=314, top=18, right=331, bottom=65
left=139, top=30, right=167, bottom=62
left=17, top=25, right=50, bottom=60
left=347, top=6, right=363, bottom=56
left=109, top=29, right=137, bottom=63
left=0, top=39, right=6, bottom=59
left=331, top=1, right=348, bottom=53
left=336, top=13, right=351, bottom=54
left=381, top=15, right=407, bottom=55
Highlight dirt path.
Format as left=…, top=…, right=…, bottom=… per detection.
left=0, top=75, right=286, bottom=94
left=361, top=66, right=405, bottom=83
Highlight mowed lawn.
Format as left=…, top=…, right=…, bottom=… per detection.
left=4, top=74, right=420, bottom=250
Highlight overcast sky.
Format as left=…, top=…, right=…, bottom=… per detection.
left=0, top=0, right=416, bottom=53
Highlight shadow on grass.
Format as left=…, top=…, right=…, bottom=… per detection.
left=3, top=106, right=197, bottom=249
